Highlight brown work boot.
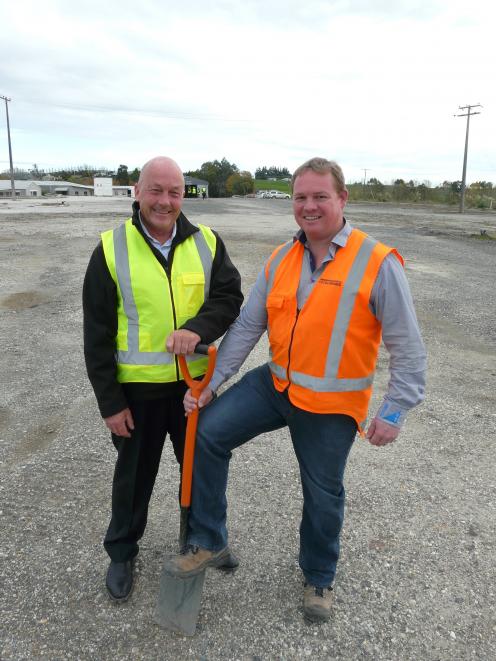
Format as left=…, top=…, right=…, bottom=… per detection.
left=164, top=545, right=232, bottom=578
left=303, top=583, right=333, bottom=623
left=216, top=548, right=239, bottom=573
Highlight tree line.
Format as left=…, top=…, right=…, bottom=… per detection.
left=0, top=160, right=253, bottom=195
left=2, top=162, right=494, bottom=208
left=349, top=179, right=495, bottom=209
left=0, top=159, right=288, bottom=196
left=255, top=166, right=291, bottom=180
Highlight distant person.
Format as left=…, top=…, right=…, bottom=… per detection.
left=83, top=156, right=243, bottom=602
left=165, top=157, right=426, bottom=623
left=202, top=188, right=207, bottom=200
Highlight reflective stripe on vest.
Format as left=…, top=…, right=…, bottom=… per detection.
left=265, top=241, right=293, bottom=294
left=102, top=219, right=216, bottom=382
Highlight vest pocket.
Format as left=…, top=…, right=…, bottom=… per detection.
left=266, top=293, right=285, bottom=309
left=178, top=272, right=205, bottom=315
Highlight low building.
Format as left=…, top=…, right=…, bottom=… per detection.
left=0, top=180, right=42, bottom=198
left=111, top=185, right=134, bottom=197
left=94, top=177, right=134, bottom=197
left=94, top=175, right=206, bottom=198
left=112, top=186, right=134, bottom=197
left=184, top=176, right=209, bottom=198
left=33, top=181, right=94, bottom=196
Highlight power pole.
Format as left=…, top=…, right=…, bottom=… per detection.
left=363, top=168, right=369, bottom=186
left=1, top=95, right=16, bottom=200
left=455, top=103, right=481, bottom=213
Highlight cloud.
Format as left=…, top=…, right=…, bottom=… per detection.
left=0, top=0, right=494, bottom=183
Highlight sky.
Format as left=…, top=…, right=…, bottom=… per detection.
left=0, top=0, right=494, bottom=185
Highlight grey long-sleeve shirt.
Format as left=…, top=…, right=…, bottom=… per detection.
left=210, top=221, right=426, bottom=428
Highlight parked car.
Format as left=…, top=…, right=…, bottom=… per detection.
left=255, top=189, right=291, bottom=199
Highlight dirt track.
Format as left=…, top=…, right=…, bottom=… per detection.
left=1, top=197, right=495, bottom=660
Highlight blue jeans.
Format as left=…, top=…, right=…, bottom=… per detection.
left=188, top=363, right=357, bottom=588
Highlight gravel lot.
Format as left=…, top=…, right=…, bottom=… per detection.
left=0, top=196, right=495, bottom=660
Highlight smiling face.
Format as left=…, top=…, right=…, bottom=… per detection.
left=134, top=157, right=184, bottom=243
left=292, top=170, right=348, bottom=244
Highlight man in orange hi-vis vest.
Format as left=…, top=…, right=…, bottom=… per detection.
left=165, top=157, right=426, bottom=623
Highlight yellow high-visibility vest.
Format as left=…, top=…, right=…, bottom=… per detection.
left=101, top=219, right=216, bottom=383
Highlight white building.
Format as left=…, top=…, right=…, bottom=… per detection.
left=94, top=177, right=113, bottom=196
left=94, top=177, right=134, bottom=197
left=0, top=180, right=42, bottom=198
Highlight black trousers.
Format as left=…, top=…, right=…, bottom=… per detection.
left=104, top=395, right=187, bottom=562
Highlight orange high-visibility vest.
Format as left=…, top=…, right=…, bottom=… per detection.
left=265, top=228, right=403, bottom=429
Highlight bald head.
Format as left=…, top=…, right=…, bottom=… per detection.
left=138, top=156, right=185, bottom=187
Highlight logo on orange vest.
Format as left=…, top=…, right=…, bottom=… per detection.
left=319, top=278, right=342, bottom=286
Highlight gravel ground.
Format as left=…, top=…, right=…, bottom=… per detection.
left=0, top=196, right=495, bottom=660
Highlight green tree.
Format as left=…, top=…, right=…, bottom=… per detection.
left=189, top=158, right=239, bottom=197
left=68, top=174, right=93, bottom=185
left=366, top=177, right=386, bottom=201
left=470, top=181, right=493, bottom=191
left=129, top=168, right=140, bottom=184
left=392, top=179, right=408, bottom=201
left=417, top=184, right=428, bottom=201
left=226, top=171, right=254, bottom=196
left=115, top=164, right=130, bottom=185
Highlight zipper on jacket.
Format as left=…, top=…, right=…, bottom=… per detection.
left=284, top=308, right=300, bottom=391
left=165, top=260, right=180, bottom=382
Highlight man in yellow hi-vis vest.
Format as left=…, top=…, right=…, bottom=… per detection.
left=83, top=156, right=243, bottom=602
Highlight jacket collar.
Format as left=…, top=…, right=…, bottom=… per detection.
left=294, top=217, right=351, bottom=249
left=131, top=201, right=199, bottom=246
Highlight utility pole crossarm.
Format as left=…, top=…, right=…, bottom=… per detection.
left=1, top=94, right=15, bottom=200
left=457, top=103, right=482, bottom=112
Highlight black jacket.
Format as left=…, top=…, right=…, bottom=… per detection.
left=83, top=202, right=243, bottom=418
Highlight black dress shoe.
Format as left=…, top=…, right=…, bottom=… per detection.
left=106, top=559, right=134, bottom=602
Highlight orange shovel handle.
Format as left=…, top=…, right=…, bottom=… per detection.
left=178, top=344, right=217, bottom=508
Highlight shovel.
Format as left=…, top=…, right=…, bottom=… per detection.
left=154, top=343, right=216, bottom=636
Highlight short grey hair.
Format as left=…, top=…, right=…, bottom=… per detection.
left=291, top=157, right=346, bottom=193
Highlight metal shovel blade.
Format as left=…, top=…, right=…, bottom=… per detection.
left=154, top=568, right=206, bottom=636
left=154, top=347, right=216, bottom=635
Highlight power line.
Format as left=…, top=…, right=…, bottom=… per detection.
left=0, top=95, right=15, bottom=200
left=455, top=103, right=482, bottom=213
left=18, top=98, right=256, bottom=123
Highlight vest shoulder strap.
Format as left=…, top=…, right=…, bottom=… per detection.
left=265, top=240, right=296, bottom=293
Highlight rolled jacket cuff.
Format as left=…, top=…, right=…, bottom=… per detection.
left=376, top=399, right=408, bottom=428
